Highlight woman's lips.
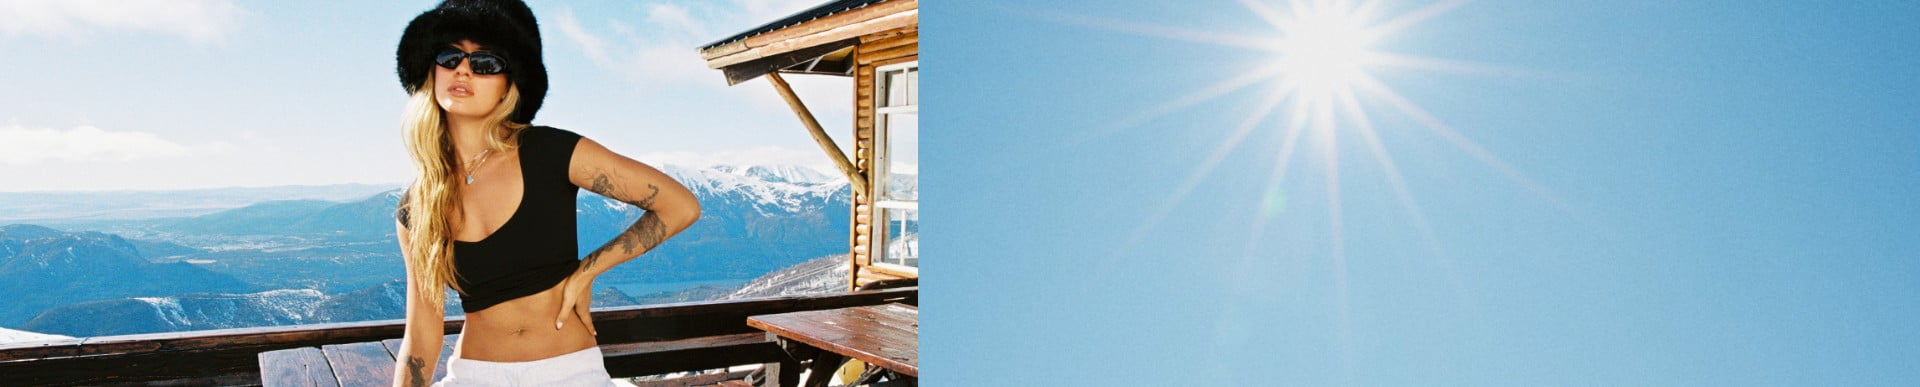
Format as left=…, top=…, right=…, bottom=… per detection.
left=446, top=83, right=473, bottom=97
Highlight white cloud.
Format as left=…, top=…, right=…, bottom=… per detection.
left=0, top=125, right=226, bottom=165
left=643, top=3, right=707, bottom=39
left=548, top=1, right=827, bottom=89
left=545, top=0, right=858, bottom=133
left=552, top=8, right=614, bottom=67
left=0, top=0, right=243, bottom=43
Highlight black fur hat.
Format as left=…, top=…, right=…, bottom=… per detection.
left=396, top=0, right=546, bottom=124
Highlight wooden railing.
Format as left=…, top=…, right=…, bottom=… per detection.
left=0, top=287, right=916, bottom=386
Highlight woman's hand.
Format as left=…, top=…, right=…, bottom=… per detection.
left=553, top=270, right=597, bottom=336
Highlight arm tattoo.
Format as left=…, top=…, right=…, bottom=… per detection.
left=405, top=356, right=427, bottom=386
left=586, top=167, right=660, bottom=210
left=635, top=183, right=660, bottom=208
left=588, top=173, right=615, bottom=198
left=580, top=167, right=668, bottom=273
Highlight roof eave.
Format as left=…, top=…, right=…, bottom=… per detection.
left=699, top=0, right=917, bottom=85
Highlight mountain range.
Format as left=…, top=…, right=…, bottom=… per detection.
left=0, top=184, right=397, bottom=223
left=0, top=164, right=853, bottom=337
left=0, top=224, right=255, bottom=326
left=14, top=254, right=846, bottom=337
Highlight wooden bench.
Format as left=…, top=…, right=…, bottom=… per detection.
left=748, top=303, right=918, bottom=387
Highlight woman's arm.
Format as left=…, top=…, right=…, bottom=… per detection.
left=391, top=220, right=445, bottom=387
left=568, top=137, right=702, bottom=277
left=551, top=137, right=702, bottom=333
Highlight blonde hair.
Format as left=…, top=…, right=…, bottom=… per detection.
left=399, top=74, right=528, bottom=307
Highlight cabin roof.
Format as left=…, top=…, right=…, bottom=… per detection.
left=698, top=0, right=891, bottom=50
left=696, top=0, right=915, bottom=85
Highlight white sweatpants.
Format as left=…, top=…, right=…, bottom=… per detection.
left=431, top=346, right=618, bottom=387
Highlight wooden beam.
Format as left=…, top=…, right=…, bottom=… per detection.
left=719, top=38, right=860, bottom=85
left=766, top=72, right=870, bottom=194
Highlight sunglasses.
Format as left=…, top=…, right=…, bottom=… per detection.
left=434, top=47, right=509, bottom=75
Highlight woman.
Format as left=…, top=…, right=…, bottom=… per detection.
left=388, top=1, right=701, bottom=386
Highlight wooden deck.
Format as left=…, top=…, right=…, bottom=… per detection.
left=258, top=333, right=780, bottom=386
left=0, top=287, right=914, bottom=386
left=257, top=334, right=459, bottom=386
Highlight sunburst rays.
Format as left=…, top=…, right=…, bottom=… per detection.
left=1034, top=0, right=1555, bottom=377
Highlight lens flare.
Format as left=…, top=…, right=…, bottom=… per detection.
left=1273, top=3, right=1375, bottom=100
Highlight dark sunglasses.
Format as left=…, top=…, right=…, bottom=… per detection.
left=434, top=47, right=509, bottom=75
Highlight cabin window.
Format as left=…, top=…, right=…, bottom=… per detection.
left=874, top=61, right=918, bottom=273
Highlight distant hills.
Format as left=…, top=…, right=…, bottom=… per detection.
left=15, top=255, right=846, bottom=337
left=0, top=224, right=256, bottom=326
left=0, top=184, right=398, bottom=223
left=0, top=164, right=854, bottom=337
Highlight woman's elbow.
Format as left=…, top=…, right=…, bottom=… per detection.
left=676, top=202, right=702, bottom=230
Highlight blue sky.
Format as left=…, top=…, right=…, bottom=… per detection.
left=930, top=0, right=1918, bottom=385
left=0, top=0, right=851, bottom=191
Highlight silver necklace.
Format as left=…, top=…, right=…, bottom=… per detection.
left=462, top=148, right=493, bottom=185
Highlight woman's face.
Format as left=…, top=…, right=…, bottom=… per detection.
left=434, top=39, right=511, bottom=120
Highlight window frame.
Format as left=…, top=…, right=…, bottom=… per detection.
left=871, top=60, right=919, bottom=276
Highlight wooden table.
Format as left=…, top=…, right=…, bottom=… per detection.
left=257, top=334, right=459, bottom=387
left=746, top=303, right=918, bottom=387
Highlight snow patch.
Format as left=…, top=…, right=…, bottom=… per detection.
left=0, top=327, right=74, bottom=345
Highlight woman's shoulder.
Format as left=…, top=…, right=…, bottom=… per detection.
left=519, top=126, right=586, bottom=155
left=521, top=126, right=586, bottom=179
left=520, top=125, right=584, bottom=144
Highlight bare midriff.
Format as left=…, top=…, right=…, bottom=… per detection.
left=451, top=281, right=597, bottom=362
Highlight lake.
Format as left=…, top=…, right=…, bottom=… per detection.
left=603, top=278, right=751, bottom=297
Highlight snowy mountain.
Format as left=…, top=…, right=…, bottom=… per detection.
left=581, top=164, right=850, bottom=283
left=658, top=164, right=848, bottom=216
left=723, top=254, right=850, bottom=300
left=739, top=164, right=836, bottom=185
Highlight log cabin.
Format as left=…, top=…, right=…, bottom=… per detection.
left=697, top=0, right=921, bottom=291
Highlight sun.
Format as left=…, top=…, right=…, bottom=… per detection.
left=1271, top=3, right=1376, bottom=100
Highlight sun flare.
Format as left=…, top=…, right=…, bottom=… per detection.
left=1272, top=4, right=1375, bottom=99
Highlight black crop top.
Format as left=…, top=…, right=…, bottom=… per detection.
left=397, top=126, right=583, bottom=313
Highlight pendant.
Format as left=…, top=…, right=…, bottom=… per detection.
left=465, top=175, right=474, bottom=184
